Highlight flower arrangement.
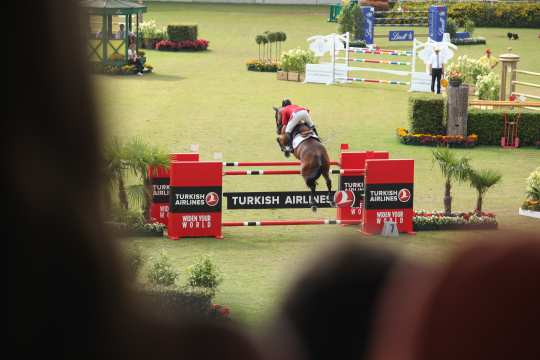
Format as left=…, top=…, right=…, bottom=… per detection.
left=155, top=39, right=209, bottom=51
left=413, top=210, right=497, bottom=231
left=144, top=63, right=154, bottom=71
left=279, top=48, right=318, bottom=73
left=140, top=20, right=168, bottom=41
left=447, top=70, right=463, bottom=81
left=246, top=59, right=280, bottom=72
left=397, top=128, right=478, bottom=148
left=446, top=55, right=490, bottom=85
left=475, top=72, right=500, bottom=100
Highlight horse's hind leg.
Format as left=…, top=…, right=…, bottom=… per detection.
left=322, top=171, right=335, bottom=207
left=308, top=181, right=317, bottom=212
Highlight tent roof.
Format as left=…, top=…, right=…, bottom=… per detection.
left=81, top=0, right=147, bottom=15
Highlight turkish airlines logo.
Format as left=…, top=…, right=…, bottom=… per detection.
left=398, top=189, right=411, bottom=203
left=205, top=192, right=220, bottom=206
left=334, top=190, right=355, bottom=208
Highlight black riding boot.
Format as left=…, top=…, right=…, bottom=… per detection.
left=284, top=132, right=292, bottom=158
left=311, top=126, right=319, bottom=137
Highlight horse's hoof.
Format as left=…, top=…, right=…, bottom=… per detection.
left=311, top=205, right=317, bottom=212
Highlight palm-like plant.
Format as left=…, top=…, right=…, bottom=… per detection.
left=123, top=138, right=169, bottom=221
left=104, top=138, right=129, bottom=210
left=267, top=32, right=277, bottom=61
left=255, top=35, right=264, bottom=60
left=432, top=147, right=471, bottom=215
left=278, top=32, right=287, bottom=59
left=468, top=168, right=502, bottom=213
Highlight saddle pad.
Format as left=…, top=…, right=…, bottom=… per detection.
left=293, top=133, right=319, bottom=150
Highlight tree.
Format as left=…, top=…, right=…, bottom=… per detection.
left=277, top=32, right=287, bottom=60
left=468, top=168, right=502, bottom=213
left=123, top=138, right=169, bottom=221
left=261, top=34, right=269, bottom=61
left=432, top=148, right=471, bottom=215
left=255, top=35, right=264, bottom=60
left=338, top=3, right=365, bottom=41
left=104, top=138, right=129, bottom=210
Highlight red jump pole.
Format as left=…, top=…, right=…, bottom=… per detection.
left=223, top=161, right=340, bottom=167
left=223, top=169, right=364, bottom=176
left=222, top=219, right=362, bottom=227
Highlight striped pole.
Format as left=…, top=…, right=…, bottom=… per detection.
left=375, top=10, right=427, bottom=14
left=345, top=49, right=412, bottom=57
left=222, top=219, right=362, bottom=227
left=223, top=169, right=364, bottom=176
left=377, top=23, right=427, bottom=27
left=344, top=58, right=411, bottom=66
left=342, top=77, right=410, bottom=86
left=376, top=17, right=428, bottom=22
left=223, top=161, right=340, bottom=167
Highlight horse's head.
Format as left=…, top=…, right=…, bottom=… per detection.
left=273, top=106, right=283, bottom=135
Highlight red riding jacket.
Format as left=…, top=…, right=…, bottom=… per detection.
left=280, top=105, right=308, bottom=128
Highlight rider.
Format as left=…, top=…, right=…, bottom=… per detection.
left=280, top=99, right=318, bottom=156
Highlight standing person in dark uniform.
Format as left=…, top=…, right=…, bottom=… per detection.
left=429, top=46, right=444, bottom=94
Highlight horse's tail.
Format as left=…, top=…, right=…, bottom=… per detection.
left=305, top=154, right=323, bottom=188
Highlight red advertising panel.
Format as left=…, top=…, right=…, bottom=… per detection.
left=362, top=159, right=414, bottom=235
left=149, top=153, right=199, bottom=225
left=337, top=151, right=389, bottom=222
left=167, top=161, right=223, bottom=239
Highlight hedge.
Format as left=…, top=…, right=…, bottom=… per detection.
left=167, top=25, right=198, bottom=42
left=451, top=37, right=487, bottom=46
left=140, top=288, right=212, bottom=320
left=385, top=1, right=540, bottom=28
left=468, top=109, right=540, bottom=146
left=408, top=95, right=445, bottom=135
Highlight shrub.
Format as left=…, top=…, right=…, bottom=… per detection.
left=475, top=72, right=500, bottom=100
left=140, top=20, right=167, bottom=40
left=447, top=2, right=540, bottom=28
left=126, top=245, right=145, bottom=279
left=187, top=255, right=223, bottom=295
left=408, top=95, right=445, bottom=135
left=280, top=48, right=318, bottom=73
left=147, top=250, right=179, bottom=287
left=463, top=19, right=475, bottom=36
left=468, top=110, right=540, bottom=146
left=451, top=37, right=486, bottom=46
left=167, top=25, right=198, bottom=42
left=445, top=18, right=458, bottom=39
left=526, top=167, right=540, bottom=201
left=338, top=2, right=365, bottom=41
left=140, top=287, right=213, bottom=319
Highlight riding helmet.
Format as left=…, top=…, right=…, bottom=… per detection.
left=282, top=99, right=292, bottom=107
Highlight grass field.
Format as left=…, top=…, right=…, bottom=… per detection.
left=94, top=3, right=540, bottom=327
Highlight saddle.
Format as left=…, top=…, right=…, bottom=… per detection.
left=291, top=124, right=320, bottom=150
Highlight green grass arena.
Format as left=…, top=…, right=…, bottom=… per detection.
left=95, top=3, right=540, bottom=326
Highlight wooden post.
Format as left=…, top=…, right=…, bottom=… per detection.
left=499, top=49, right=520, bottom=100
left=447, top=84, right=469, bottom=137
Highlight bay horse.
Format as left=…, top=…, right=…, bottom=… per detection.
left=273, top=106, right=334, bottom=212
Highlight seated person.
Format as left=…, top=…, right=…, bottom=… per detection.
left=128, top=38, right=144, bottom=76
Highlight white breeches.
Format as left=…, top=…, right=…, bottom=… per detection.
left=285, top=110, right=314, bottom=133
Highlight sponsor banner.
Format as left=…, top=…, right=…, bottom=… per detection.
left=169, top=186, right=222, bottom=213
left=152, top=177, right=170, bottom=204
left=364, top=183, right=414, bottom=210
left=389, top=30, right=414, bottom=42
left=339, top=175, right=364, bottom=206
left=362, top=6, right=375, bottom=45
left=224, top=191, right=335, bottom=209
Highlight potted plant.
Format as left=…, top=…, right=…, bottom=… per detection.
left=279, top=48, right=317, bottom=82
left=447, top=70, right=464, bottom=87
